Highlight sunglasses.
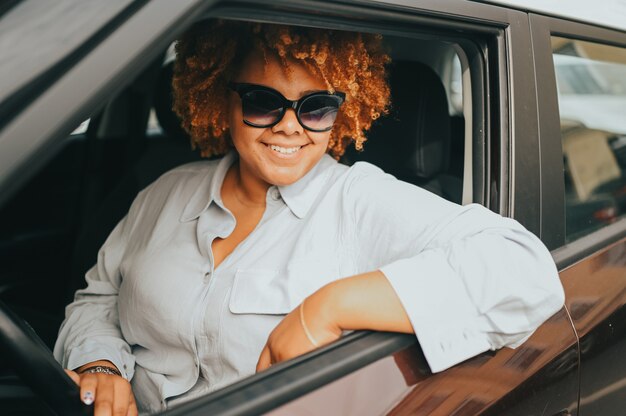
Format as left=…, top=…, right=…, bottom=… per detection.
left=228, top=82, right=346, bottom=132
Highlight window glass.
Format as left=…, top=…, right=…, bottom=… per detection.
left=552, top=37, right=626, bottom=242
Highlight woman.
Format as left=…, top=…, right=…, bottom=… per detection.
left=54, top=20, right=564, bottom=415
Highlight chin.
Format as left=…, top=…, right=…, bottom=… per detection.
left=265, top=172, right=302, bottom=187
left=260, top=162, right=309, bottom=185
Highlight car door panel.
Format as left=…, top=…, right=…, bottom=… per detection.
left=531, top=12, right=626, bottom=415
left=267, top=304, right=578, bottom=416
left=559, top=239, right=626, bottom=415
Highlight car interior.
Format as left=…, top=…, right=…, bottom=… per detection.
left=0, top=19, right=471, bottom=413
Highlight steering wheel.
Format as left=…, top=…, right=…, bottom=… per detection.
left=0, top=300, right=92, bottom=415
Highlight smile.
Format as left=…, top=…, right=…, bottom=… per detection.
left=268, top=144, right=302, bottom=155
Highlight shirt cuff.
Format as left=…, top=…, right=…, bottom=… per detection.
left=65, top=338, right=135, bottom=380
left=379, top=252, right=492, bottom=373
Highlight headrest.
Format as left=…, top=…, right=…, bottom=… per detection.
left=343, top=61, right=451, bottom=181
left=153, top=62, right=191, bottom=142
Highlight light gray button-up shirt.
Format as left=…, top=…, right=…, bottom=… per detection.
left=54, top=151, right=564, bottom=412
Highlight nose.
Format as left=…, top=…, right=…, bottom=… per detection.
left=271, top=108, right=303, bottom=136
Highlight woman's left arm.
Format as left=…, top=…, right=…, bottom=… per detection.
left=256, top=270, right=410, bottom=371
left=257, top=164, right=564, bottom=372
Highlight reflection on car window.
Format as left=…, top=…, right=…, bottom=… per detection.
left=146, top=109, right=163, bottom=135
left=552, top=37, right=626, bottom=242
left=71, top=119, right=90, bottom=135
left=146, top=43, right=176, bottom=137
left=449, top=54, right=463, bottom=114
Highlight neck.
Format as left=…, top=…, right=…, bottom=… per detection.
left=228, top=161, right=270, bottom=207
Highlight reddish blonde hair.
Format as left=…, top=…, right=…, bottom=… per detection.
left=173, top=20, right=390, bottom=158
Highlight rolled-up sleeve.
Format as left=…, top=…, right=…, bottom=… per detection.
left=347, top=163, right=565, bottom=373
left=53, top=192, right=144, bottom=380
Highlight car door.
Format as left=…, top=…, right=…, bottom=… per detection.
left=530, top=13, right=626, bottom=416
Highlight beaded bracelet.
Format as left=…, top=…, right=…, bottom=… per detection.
left=79, top=365, right=122, bottom=377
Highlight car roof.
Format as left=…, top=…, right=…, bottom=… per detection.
left=478, top=0, right=626, bottom=32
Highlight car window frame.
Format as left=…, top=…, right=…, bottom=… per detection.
left=529, top=13, right=626, bottom=265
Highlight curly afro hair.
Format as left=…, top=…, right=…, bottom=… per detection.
left=172, top=20, right=391, bottom=159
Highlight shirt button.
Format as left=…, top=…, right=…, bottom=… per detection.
left=270, top=188, right=281, bottom=200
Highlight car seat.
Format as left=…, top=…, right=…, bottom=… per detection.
left=341, top=61, right=462, bottom=203
left=67, top=62, right=202, bottom=303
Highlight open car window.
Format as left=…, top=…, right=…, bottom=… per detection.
left=0, top=15, right=476, bottom=414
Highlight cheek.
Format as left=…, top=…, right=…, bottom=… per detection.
left=228, top=100, right=261, bottom=151
left=230, top=126, right=264, bottom=154
left=310, top=131, right=332, bottom=151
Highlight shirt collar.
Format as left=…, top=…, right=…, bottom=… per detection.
left=180, top=151, right=337, bottom=222
left=180, top=151, right=236, bottom=222
left=278, top=153, right=337, bottom=219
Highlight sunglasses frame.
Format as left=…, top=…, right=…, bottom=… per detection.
left=228, top=82, right=346, bottom=132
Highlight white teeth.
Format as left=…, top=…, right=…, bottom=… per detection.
left=269, top=144, right=301, bottom=154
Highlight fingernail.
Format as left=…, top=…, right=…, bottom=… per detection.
left=82, top=391, right=94, bottom=405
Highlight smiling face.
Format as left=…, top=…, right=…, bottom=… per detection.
left=228, top=52, right=333, bottom=187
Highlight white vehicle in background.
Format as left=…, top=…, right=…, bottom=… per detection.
left=554, top=53, right=626, bottom=135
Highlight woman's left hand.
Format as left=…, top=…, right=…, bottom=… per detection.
left=256, top=285, right=342, bottom=372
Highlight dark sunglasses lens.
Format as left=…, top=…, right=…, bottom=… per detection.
left=299, top=95, right=341, bottom=131
left=241, top=90, right=283, bottom=126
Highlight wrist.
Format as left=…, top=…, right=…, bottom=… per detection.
left=313, top=270, right=392, bottom=332
left=75, top=360, right=120, bottom=375
left=78, top=365, right=122, bottom=377
left=307, top=281, right=343, bottom=334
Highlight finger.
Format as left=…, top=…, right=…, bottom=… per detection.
left=65, top=369, right=81, bottom=385
left=256, top=344, right=271, bottom=373
left=79, top=374, right=98, bottom=406
left=112, top=378, right=131, bottom=416
left=127, top=392, right=139, bottom=416
left=93, top=375, right=114, bottom=416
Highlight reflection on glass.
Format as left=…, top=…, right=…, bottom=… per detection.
left=70, top=119, right=90, bottom=135
left=552, top=37, right=626, bottom=242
